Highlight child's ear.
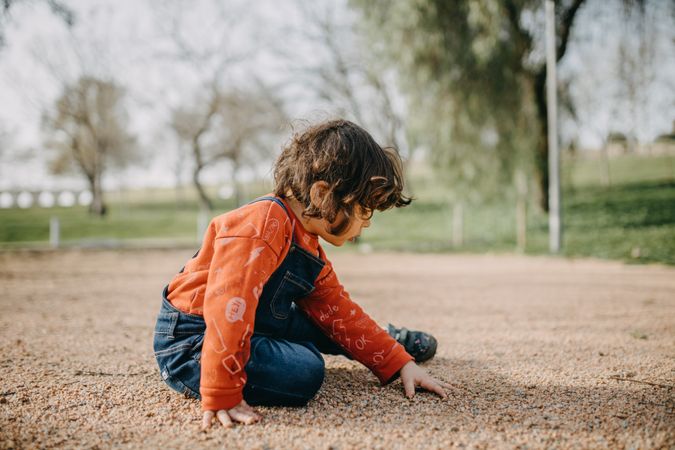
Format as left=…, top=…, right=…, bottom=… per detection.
left=309, top=181, right=330, bottom=208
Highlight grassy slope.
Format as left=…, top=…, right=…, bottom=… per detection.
left=363, top=154, right=675, bottom=264
left=1, top=154, right=674, bottom=264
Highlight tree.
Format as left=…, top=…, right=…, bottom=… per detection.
left=43, top=76, right=137, bottom=216
left=354, top=0, right=588, bottom=212
left=171, top=83, right=286, bottom=211
left=612, top=0, right=671, bottom=155
left=155, top=0, right=269, bottom=208
left=276, top=1, right=411, bottom=163
left=1, top=0, right=74, bottom=49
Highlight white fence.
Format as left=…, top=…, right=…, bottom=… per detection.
left=0, top=191, right=208, bottom=249
left=0, top=190, right=92, bottom=209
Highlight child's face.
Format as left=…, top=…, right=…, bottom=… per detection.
left=318, top=206, right=372, bottom=247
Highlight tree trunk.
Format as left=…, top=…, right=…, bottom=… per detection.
left=192, top=166, right=213, bottom=212
left=533, top=70, right=550, bottom=213
left=88, top=172, right=106, bottom=216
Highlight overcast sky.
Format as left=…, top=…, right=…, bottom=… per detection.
left=0, top=0, right=673, bottom=192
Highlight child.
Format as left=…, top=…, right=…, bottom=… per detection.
left=153, top=119, right=450, bottom=429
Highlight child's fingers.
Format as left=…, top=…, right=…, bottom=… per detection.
left=228, top=408, right=261, bottom=425
left=403, top=376, right=416, bottom=399
left=248, top=410, right=263, bottom=421
left=420, top=378, right=447, bottom=399
left=438, top=381, right=459, bottom=392
left=239, top=407, right=262, bottom=421
left=240, top=402, right=262, bottom=419
left=216, top=410, right=234, bottom=428
left=438, top=380, right=472, bottom=394
left=241, top=399, right=254, bottom=409
left=201, top=411, right=215, bottom=430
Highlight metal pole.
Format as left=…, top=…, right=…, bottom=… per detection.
left=546, top=0, right=562, bottom=253
left=50, top=216, right=60, bottom=249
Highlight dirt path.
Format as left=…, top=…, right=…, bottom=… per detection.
left=0, top=250, right=673, bottom=449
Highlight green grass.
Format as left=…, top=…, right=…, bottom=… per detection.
left=348, top=153, right=675, bottom=265
left=1, top=153, right=674, bottom=265
left=560, top=180, right=675, bottom=264
left=565, top=153, right=675, bottom=188
left=359, top=177, right=675, bottom=265
left=0, top=198, right=237, bottom=246
left=361, top=199, right=523, bottom=253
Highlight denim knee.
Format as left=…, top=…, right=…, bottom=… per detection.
left=244, top=337, right=325, bottom=406
left=298, top=347, right=325, bottom=401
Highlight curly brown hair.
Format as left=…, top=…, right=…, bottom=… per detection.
left=274, top=119, right=412, bottom=235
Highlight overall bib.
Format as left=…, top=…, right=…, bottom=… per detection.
left=153, top=197, right=344, bottom=406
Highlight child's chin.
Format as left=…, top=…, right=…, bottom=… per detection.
left=326, top=234, right=355, bottom=247
left=329, top=237, right=349, bottom=247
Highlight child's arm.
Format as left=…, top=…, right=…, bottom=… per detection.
left=197, top=204, right=290, bottom=426
left=297, top=262, right=449, bottom=398
left=297, top=275, right=412, bottom=383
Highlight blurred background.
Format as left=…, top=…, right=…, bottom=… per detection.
left=0, top=0, right=673, bottom=264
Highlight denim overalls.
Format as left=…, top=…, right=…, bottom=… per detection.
left=153, top=197, right=344, bottom=406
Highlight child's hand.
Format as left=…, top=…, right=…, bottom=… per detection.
left=201, top=399, right=262, bottom=430
left=399, top=361, right=450, bottom=399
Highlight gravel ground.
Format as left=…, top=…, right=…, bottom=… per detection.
left=0, top=249, right=673, bottom=449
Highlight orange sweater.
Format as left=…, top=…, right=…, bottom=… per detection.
left=167, top=196, right=413, bottom=411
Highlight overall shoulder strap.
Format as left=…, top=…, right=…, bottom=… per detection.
left=248, top=196, right=290, bottom=217
left=249, top=196, right=297, bottom=242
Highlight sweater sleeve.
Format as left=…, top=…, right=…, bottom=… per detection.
left=296, top=258, right=413, bottom=385
left=199, top=205, right=290, bottom=411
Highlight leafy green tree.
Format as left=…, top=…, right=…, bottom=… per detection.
left=354, top=0, right=587, bottom=212
left=43, top=76, right=137, bottom=216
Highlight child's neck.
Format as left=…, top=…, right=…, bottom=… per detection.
left=285, top=197, right=322, bottom=236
